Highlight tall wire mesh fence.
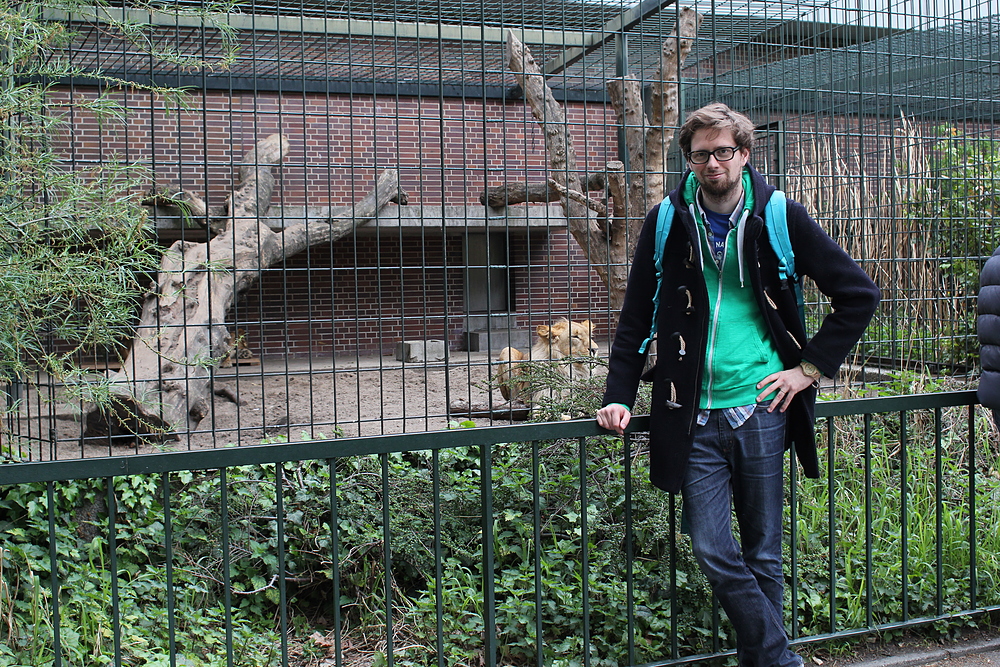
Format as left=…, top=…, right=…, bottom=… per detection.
left=5, top=0, right=999, bottom=459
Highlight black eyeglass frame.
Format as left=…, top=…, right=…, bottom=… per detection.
left=684, top=146, right=743, bottom=164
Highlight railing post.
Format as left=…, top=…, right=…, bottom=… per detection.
left=432, top=450, right=444, bottom=667
left=381, top=453, right=395, bottom=666
left=579, top=436, right=591, bottom=667
left=276, top=465, right=289, bottom=665
left=220, top=468, right=235, bottom=667
left=934, top=408, right=944, bottom=617
left=969, top=404, right=978, bottom=608
left=864, top=413, right=874, bottom=629
left=162, top=473, right=176, bottom=666
left=46, top=482, right=62, bottom=667
left=328, top=459, right=344, bottom=667
left=828, top=416, right=837, bottom=633
left=789, top=441, right=799, bottom=639
left=624, top=433, right=636, bottom=666
left=481, top=444, right=497, bottom=667
left=532, top=439, right=544, bottom=665
left=107, top=476, right=122, bottom=667
left=900, top=410, right=910, bottom=622
left=669, top=492, right=679, bottom=660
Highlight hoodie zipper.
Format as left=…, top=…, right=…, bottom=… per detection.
left=699, top=221, right=726, bottom=409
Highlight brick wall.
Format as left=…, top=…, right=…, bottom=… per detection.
left=227, top=226, right=613, bottom=357
left=62, top=84, right=981, bottom=360
left=61, top=89, right=618, bottom=207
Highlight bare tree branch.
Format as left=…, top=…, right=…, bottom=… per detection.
left=505, top=30, right=619, bottom=299
left=480, top=172, right=606, bottom=207
left=547, top=178, right=607, bottom=217
left=609, top=7, right=703, bottom=259
left=499, top=8, right=701, bottom=309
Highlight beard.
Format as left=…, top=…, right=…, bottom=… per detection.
left=698, top=169, right=743, bottom=199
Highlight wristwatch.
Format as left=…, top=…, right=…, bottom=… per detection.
left=798, top=360, right=822, bottom=386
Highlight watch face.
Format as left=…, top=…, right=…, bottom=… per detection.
left=801, top=362, right=821, bottom=379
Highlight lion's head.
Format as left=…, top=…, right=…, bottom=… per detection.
left=534, top=319, right=598, bottom=359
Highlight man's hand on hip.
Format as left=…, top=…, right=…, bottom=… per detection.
left=756, top=366, right=816, bottom=413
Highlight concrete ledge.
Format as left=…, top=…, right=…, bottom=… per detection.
left=395, top=340, right=446, bottom=363
left=463, top=329, right=531, bottom=352
left=149, top=204, right=569, bottom=234
left=833, top=636, right=1000, bottom=667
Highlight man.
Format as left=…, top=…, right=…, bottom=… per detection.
left=597, top=103, right=879, bottom=667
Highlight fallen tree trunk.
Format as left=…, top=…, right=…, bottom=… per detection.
left=83, top=134, right=407, bottom=442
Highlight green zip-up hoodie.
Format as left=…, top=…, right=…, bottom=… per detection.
left=681, top=170, right=784, bottom=409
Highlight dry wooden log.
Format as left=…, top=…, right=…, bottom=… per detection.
left=505, top=32, right=582, bottom=196
left=82, top=134, right=408, bottom=442
left=504, top=7, right=702, bottom=310
left=505, top=30, right=619, bottom=302
left=213, top=385, right=243, bottom=405
left=143, top=189, right=227, bottom=233
left=547, top=178, right=607, bottom=217
left=479, top=172, right=606, bottom=207
left=608, top=7, right=702, bottom=259
left=449, top=399, right=530, bottom=422
left=605, top=160, right=628, bottom=331
left=500, top=8, right=701, bottom=309
left=605, top=160, right=628, bottom=260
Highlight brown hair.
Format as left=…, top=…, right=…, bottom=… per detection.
left=678, top=103, right=756, bottom=156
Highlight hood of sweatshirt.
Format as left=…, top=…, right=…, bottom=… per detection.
left=680, top=168, right=757, bottom=286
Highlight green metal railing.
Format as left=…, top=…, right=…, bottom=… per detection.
left=1, top=391, right=998, bottom=666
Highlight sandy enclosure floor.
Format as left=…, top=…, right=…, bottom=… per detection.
left=10, top=350, right=519, bottom=462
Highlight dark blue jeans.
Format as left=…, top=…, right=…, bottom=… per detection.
left=681, top=404, right=802, bottom=667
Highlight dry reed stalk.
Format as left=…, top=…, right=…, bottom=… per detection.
left=784, top=113, right=956, bottom=374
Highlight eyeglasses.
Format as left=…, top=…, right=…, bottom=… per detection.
left=685, top=146, right=741, bottom=164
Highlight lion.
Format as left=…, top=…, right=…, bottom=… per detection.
left=219, top=328, right=255, bottom=368
left=495, top=319, right=599, bottom=404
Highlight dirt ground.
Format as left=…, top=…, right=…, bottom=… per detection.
left=203, top=350, right=509, bottom=440
left=11, top=349, right=532, bottom=461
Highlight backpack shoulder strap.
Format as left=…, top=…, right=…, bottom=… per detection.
left=763, top=190, right=805, bottom=326
left=764, top=190, right=793, bottom=282
left=639, top=198, right=675, bottom=354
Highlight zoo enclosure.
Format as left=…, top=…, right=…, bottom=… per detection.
left=5, top=0, right=1000, bottom=454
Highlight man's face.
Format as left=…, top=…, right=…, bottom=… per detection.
left=688, top=128, right=750, bottom=199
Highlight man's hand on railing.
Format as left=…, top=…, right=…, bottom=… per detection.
left=596, top=403, right=631, bottom=435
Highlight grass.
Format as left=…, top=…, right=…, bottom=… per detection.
left=791, top=398, right=1000, bottom=638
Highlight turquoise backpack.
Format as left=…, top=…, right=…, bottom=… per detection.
left=638, top=190, right=802, bottom=354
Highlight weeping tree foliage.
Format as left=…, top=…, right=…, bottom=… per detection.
left=0, top=0, right=236, bottom=394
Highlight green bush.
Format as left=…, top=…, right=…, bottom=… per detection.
left=0, top=475, right=283, bottom=666
left=395, top=438, right=717, bottom=666
left=793, top=396, right=1000, bottom=637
